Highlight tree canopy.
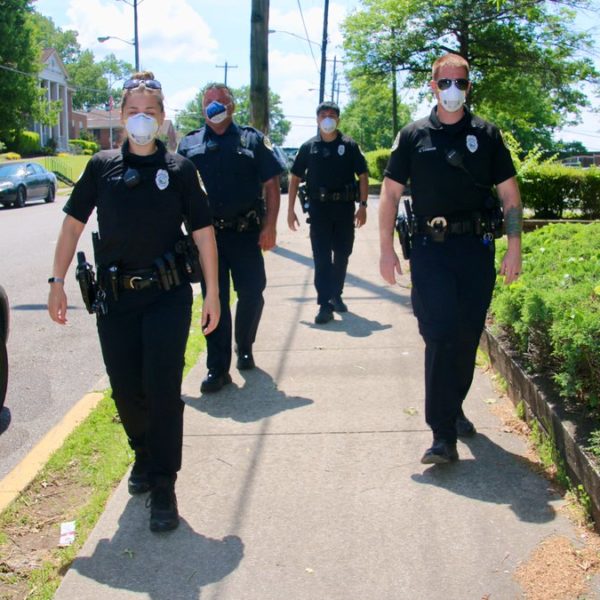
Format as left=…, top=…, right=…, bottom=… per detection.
left=342, top=0, right=599, bottom=153
left=0, top=0, right=40, bottom=143
left=175, top=85, right=291, bottom=145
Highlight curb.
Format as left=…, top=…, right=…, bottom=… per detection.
left=0, top=391, right=104, bottom=514
left=480, top=327, right=600, bottom=525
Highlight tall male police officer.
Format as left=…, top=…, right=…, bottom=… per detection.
left=288, top=101, right=369, bottom=324
left=379, top=53, right=522, bottom=464
left=178, top=83, right=283, bottom=393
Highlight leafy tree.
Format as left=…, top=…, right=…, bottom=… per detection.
left=29, top=12, right=80, bottom=64
left=175, top=85, right=291, bottom=145
left=341, top=75, right=412, bottom=152
left=342, top=0, right=599, bottom=153
left=0, top=0, right=40, bottom=144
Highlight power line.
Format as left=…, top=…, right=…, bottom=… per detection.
left=296, top=0, right=319, bottom=74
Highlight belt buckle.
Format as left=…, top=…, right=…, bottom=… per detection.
left=128, top=276, right=142, bottom=290
left=427, top=216, right=447, bottom=230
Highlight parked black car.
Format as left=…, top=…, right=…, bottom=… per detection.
left=0, top=285, right=8, bottom=411
left=0, top=162, right=57, bottom=208
left=273, top=146, right=290, bottom=193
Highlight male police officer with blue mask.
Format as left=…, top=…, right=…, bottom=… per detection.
left=379, top=53, right=522, bottom=464
left=178, top=83, right=283, bottom=393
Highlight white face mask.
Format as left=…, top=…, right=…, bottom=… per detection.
left=125, top=113, right=159, bottom=145
left=319, top=117, right=338, bottom=134
left=439, top=84, right=466, bottom=113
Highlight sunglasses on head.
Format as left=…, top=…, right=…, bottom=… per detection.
left=123, top=78, right=162, bottom=91
left=436, top=78, right=469, bottom=91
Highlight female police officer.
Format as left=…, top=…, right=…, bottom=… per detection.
left=47, top=72, right=220, bottom=532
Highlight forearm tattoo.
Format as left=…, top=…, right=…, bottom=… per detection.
left=505, top=205, right=523, bottom=237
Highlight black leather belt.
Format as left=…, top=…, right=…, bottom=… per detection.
left=415, top=215, right=482, bottom=236
left=120, top=270, right=160, bottom=290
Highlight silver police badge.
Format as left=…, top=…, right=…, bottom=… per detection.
left=466, top=135, right=478, bottom=153
left=338, top=144, right=345, bottom=156
left=155, top=169, right=169, bottom=190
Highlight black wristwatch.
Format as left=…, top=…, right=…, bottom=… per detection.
left=359, top=200, right=368, bottom=207
left=48, top=277, right=65, bottom=284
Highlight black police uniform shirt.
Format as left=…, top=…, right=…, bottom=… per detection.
left=64, top=139, right=212, bottom=270
left=385, top=106, right=516, bottom=217
left=177, top=123, right=283, bottom=220
left=291, top=131, right=368, bottom=197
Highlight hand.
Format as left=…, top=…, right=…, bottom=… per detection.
left=48, top=286, right=68, bottom=324
left=380, top=249, right=402, bottom=284
left=288, top=210, right=300, bottom=231
left=354, top=205, right=367, bottom=228
left=201, top=291, right=220, bottom=335
left=259, top=223, right=277, bottom=251
left=499, top=246, right=522, bottom=285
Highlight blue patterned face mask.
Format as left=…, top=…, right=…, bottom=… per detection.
left=205, top=101, right=230, bottom=124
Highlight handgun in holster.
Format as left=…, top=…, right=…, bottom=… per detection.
left=76, top=251, right=107, bottom=315
left=298, top=182, right=310, bottom=218
left=395, top=199, right=414, bottom=260
left=175, top=234, right=203, bottom=283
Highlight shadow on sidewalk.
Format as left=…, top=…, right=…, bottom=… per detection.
left=66, top=496, right=244, bottom=599
left=186, top=368, right=313, bottom=423
left=411, top=434, right=558, bottom=523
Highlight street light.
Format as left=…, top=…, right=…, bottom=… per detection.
left=97, top=36, right=139, bottom=72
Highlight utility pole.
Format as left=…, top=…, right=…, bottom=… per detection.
left=318, top=0, right=329, bottom=104
left=215, top=61, right=238, bottom=86
left=330, top=55, right=337, bottom=102
left=133, top=0, right=140, bottom=71
left=250, top=0, right=269, bottom=133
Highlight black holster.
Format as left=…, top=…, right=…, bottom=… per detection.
left=76, top=251, right=107, bottom=315
left=395, top=199, right=414, bottom=260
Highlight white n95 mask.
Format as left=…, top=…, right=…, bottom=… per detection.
left=319, top=117, right=337, bottom=134
left=126, top=113, right=159, bottom=145
left=439, top=84, right=466, bottom=113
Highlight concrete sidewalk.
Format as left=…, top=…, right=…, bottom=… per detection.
left=54, top=199, right=592, bottom=599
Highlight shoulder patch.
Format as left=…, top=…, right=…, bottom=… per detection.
left=391, top=132, right=401, bottom=152
left=263, top=136, right=273, bottom=150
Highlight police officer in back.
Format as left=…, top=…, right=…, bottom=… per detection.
left=288, top=101, right=369, bottom=324
left=178, top=83, right=283, bottom=393
left=379, top=53, right=522, bottom=464
left=48, top=72, right=220, bottom=531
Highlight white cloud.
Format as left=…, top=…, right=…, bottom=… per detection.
left=65, top=0, right=218, bottom=66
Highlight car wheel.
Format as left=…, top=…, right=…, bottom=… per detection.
left=45, top=184, right=56, bottom=203
left=14, top=186, right=26, bottom=208
left=0, top=338, right=7, bottom=412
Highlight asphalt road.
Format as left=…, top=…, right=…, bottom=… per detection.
left=0, top=189, right=107, bottom=480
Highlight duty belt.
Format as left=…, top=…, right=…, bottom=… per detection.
left=414, top=210, right=502, bottom=242
left=313, top=188, right=355, bottom=203
left=119, top=269, right=161, bottom=290
left=213, top=208, right=262, bottom=232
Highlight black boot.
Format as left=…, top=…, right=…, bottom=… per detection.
left=148, top=479, right=179, bottom=532
left=128, top=450, right=151, bottom=495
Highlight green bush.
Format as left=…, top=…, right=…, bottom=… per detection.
left=69, top=139, right=99, bottom=154
left=2, top=152, right=21, bottom=160
left=14, top=130, right=41, bottom=156
left=0, top=141, right=6, bottom=153
left=82, top=148, right=94, bottom=155
left=364, top=148, right=391, bottom=181
left=490, top=223, right=600, bottom=408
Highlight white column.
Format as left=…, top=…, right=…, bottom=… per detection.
left=62, top=84, right=69, bottom=150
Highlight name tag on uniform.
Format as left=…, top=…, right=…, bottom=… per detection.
left=418, top=147, right=437, bottom=153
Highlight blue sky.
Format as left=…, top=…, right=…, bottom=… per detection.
left=33, top=0, right=600, bottom=150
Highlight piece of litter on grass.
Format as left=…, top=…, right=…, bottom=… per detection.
left=59, top=521, right=76, bottom=547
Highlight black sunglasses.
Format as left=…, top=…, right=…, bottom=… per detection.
left=436, top=78, right=469, bottom=91
left=123, top=78, right=162, bottom=90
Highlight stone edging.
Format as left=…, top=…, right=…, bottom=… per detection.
left=480, top=327, right=600, bottom=525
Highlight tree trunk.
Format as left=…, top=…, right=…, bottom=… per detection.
left=250, top=0, right=269, bottom=134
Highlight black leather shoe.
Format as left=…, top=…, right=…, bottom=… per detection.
left=315, top=305, right=334, bottom=324
left=148, top=484, right=179, bottom=532
left=456, top=415, right=476, bottom=437
left=421, top=440, right=459, bottom=464
left=200, top=370, right=232, bottom=393
left=128, top=450, right=151, bottom=495
left=236, top=349, right=255, bottom=370
left=330, top=296, right=348, bottom=313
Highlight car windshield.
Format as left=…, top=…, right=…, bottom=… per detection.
left=0, top=164, right=25, bottom=177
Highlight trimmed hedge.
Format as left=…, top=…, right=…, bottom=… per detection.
left=517, top=163, right=600, bottom=219
left=69, top=139, right=100, bottom=154
left=490, top=223, right=600, bottom=408
left=365, top=148, right=391, bottom=181
left=14, top=130, right=41, bottom=156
